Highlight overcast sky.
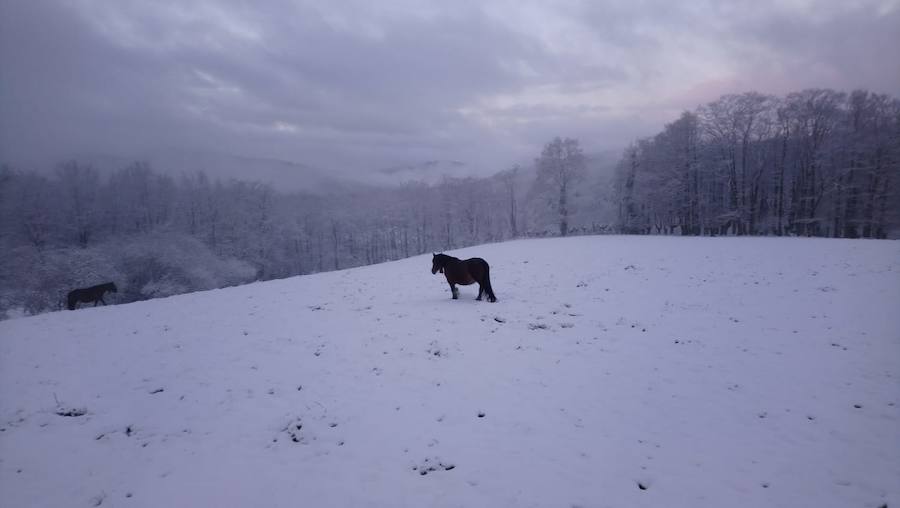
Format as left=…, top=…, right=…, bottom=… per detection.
left=1, top=0, right=898, bottom=180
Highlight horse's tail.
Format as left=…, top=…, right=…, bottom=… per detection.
left=482, top=261, right=497, bottom=302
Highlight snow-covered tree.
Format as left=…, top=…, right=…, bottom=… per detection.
left=532, top=137, right=586, bottom=236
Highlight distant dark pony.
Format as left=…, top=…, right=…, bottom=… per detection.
left=67, top=282, right=117, bottom=310
left=431, top=253, right=497, bottom=302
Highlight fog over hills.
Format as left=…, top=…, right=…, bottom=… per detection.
left=29, top=146, right=619, bottom=194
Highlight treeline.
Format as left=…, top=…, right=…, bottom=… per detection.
left=4, top=87, right=895, bottom=317
left=0, top=151, right=610, bottom=317
left=615, top=89, right=900, bottom=238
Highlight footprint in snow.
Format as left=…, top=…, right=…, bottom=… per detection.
left=426, top=341, right=447, bottom=358
left=278, top=418, right=309, bottom=444
left=55, top=407, right=87, bottom=418
left=413, top=457, right=456, bottom=476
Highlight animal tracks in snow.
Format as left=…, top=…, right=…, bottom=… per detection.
left=4, top=237, right=898, bottom=507
left=426, top=340, right=449, bottom=359
left=55, top=407, right=87, bottom=418
left=273, top=415, right=344, bottom=448
left=280, top=417, right=309, bottom=444
left=412, top=457, right=456, bottom=476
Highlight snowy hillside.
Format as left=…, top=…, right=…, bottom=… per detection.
left=1, top=236, right=898, bottom=508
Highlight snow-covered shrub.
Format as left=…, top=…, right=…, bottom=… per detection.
left=113, top=232, right=255, bottom=301
left=0, top=243, right=121, bottom=316
left=0, top=233, right=255, bottom=317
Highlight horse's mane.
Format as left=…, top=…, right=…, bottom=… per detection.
left=434, top=253, right=458, bottom=262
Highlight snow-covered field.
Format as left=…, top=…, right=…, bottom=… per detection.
left=1, top=236, right=898, bottom=508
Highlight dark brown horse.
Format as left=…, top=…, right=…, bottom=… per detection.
left=431, top=253, right=497, bottom=302
left=67, top=282, right=117, bottom=310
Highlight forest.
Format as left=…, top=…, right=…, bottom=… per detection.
left=615, top=89, right=900, bottom=238
left=0, top=149, right=609, bottom=317
left=1, top=87, right=897, bottom=317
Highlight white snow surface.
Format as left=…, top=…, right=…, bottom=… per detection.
left=1, top=236, right=899, bottom=508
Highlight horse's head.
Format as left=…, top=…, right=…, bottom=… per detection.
left=108, top=282, right=118, bottom=293
left=431, top=253, right=444, bottom=274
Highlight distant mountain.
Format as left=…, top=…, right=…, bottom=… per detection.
left=39, top=149, right=357, bottom=194
left=148, top=150, right=357, bottom=193
left=369, top=159, right=486, bottom=186
left=31, top=151, right=503, bottom=192
left=19, top=149, right=622, bottom=193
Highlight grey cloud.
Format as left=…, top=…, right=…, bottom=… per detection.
left=739, top=5, right=900, bottom=92
left=1, top=0, right=897, bottom=182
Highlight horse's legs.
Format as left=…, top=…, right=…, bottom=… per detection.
left=99, top=296, right=107, bottom=306
left=449, top=283, right=458, bottom=300
left=476, top=284, right=484, bottom=301
left=94, top=299, right=100, bottom=307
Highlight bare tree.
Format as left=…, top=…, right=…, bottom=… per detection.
left=616, top=88, right=899, bottom=239
left=497, top=165, right=520, bottom=238
left=534, top=137, right=586, bottom=236
left=55, top=161, right=100, bottom=247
